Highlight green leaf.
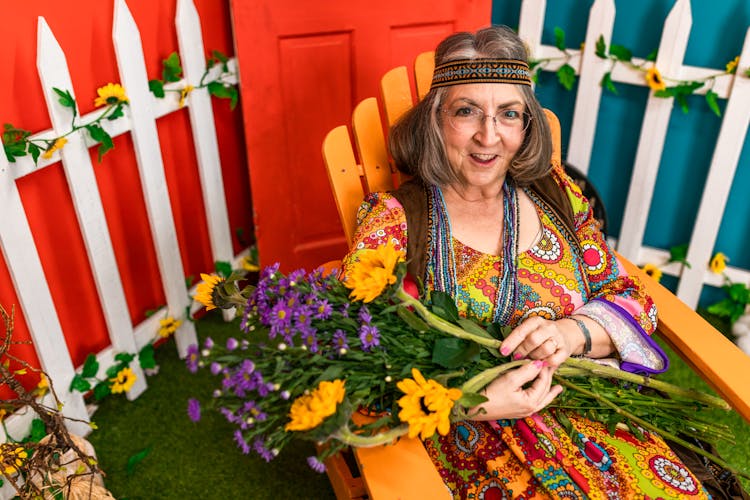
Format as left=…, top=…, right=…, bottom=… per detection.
left=139, top=344, right=157, bottom=370
left=486, top=322, right=511, bottom=341
left=429, top=291, right=460, bottom=323
left=396, top=305, right=429, bottom=333
left=3, top=143, right=17, bottom=163
left=148, top=79, right=165, bottom=98
left=28, top=143, right=41, bottom=164
left=106, top=364, right=121, bottom=378
left=457, top=392, right=487, bottom=408
left=93, top=381, right=112, bottom=401
left=108, top=103, right=125, bottom=121
left=456, top=318, right=493, bottom=339
left=87, top=124, right=114, bottom=161
left=115, top=352, right=136, bottom=365
left=81, top=354, right=100, bottom=378
left=27, top=418, right=47, bottom=443
left=556, top=63, right=576, bottom=90
left=432, top=337, right=481, bottom=369
left=727, top=283, right=750, bottom=303
left=705, top=90, right=721, bottom=117
left=162, top=52, right=183, bottom=83
left=69, top=374, right=91, bottom=393
left=215, top=260, right=233, bottom=278
left=676, top=93, right=690, bottom=114
left=645, top=49, right=658, bottom=62
left=653, top=88, right=675, bottom=98
left=667, top=243, right=692, bottom=268
left=126, top=447, right=152, bottom=476
left=608, top=44, right=632, bottom=62
left=595, top=35, right=607, bottom=58
left=553, top=27, right=566, bottom=51
left=707, top=298, right=735, bottom=318
left=601, top=72, right=618, bottom=95
left=53, top=87, right=76, bottom=109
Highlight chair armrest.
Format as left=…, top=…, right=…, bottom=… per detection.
left=621, top=257, right=750, bottom=423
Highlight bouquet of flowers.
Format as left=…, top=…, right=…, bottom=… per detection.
left=188, top=243, right=743, bottom=477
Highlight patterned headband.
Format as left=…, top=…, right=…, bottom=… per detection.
left=430, top=58, right=532, bottom=88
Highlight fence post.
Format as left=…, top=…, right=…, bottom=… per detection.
left=567, top=0, right=615, bottom=175
left=616, top=0, right=692, bottom=261
left=518, top=0, right=546, bottom=60
left=676, top=27, right=750, bottom=308
left=36, top=17, right=147, bottom=399
left=112, top=0, right=198, bottom=357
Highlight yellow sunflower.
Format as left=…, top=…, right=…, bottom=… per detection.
left=641, top=263, right=662, bottom=283
left=42, top=137, right=67, bottom=160
left=285, top=379, right=346, bottom=432
left=645, top=66, right=666, bottom=92
left=1, top=445, right=28, bottom=475
left=158, top=316, right=182, bottom=338
left=710, top=252, right=728, bottom=274
left=179, top=85, right=195, bottom=108
left=344, top=242, right=405, bottom=302
left=110, top=366, right=137, bottom=394
left=726, top=56, right=740, bottom=75
left=94, top=83, right=129, bottom=107
left=194, top=273, right=225, bottom=310
left=397, top=368, right=462, bottom=440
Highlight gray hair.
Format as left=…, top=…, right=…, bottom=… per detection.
left=389, top=26, right=552, bottom=187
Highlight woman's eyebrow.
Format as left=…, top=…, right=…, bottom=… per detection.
left=450, top=97, right=524, bottom=109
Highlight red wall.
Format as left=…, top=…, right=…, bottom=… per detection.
left=0, top=0, right=251, bottom=394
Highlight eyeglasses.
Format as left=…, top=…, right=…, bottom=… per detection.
left=440, top=104, right=530, bottom=133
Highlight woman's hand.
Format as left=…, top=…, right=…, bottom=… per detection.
left=500, top=316, right=579, bottom=369
left=471, top=360, right=563, bottom=420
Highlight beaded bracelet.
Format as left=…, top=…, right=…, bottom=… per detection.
left=572, top=317, right=592, bottom=356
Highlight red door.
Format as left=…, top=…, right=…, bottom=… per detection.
left=230, top=0, right=491, bottom=271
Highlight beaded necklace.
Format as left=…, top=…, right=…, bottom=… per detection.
left=427, top=180, right=520, bottom=324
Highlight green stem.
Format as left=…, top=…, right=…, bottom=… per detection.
left=333, top=424, right=409, bottom=447
left=395, top=289, right=501, bottom=348
left=460, top=360, right=527, bottom=394
left=558, top=358, right=730, bottom=410
left=557, top=377, right=749, bottom=480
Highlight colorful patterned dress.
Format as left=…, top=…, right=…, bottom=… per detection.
left=342, top=174, right=711, bottom=499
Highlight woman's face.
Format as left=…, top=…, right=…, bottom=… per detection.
left=439, top=83, right=527, bottom=190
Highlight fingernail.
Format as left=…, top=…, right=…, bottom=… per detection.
left=513, top=353, right=524, bottom=360
left=500, top=346, right=509, bottom=356
left=533, top=360, right=544, bottom=368
left=542, top=361, right=549, bottom=367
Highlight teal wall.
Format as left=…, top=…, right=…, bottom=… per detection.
left=491, top=0, right=750, bottom=302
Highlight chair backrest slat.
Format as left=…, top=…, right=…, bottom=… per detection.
left=322, top=125, right=364, bottom=245
left=380, top=66, right=413, bottom=127
left=352, top=97, right=393, bottom=194
left=414, top=50, right=434, bottom=101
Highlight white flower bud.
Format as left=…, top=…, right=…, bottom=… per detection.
left=338, top=348, right=347, bottom=355
left=278, top=343, right=287, bottom=351
left=385, top=376, right=392, bottom=383
left=201, top=349, right=210, bottom=357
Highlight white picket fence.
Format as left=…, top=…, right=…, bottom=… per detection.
left=518, top=0, right=750, bottom=310
left=0, top=1, right=242, bottom=493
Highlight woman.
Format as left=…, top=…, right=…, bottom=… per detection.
left=342, top=26, right=716, bottom=499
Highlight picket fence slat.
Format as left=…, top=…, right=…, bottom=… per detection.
left=113, top=0, right=197, bottom=357
left=0, top=147, right=90, bottom=435
left=36, top=18, right=148, bottom=400
left=518, top=0, right=545, bottom=62
left=567, top=0, right=615, bottom=175
left=676, top=27, right=750, bottom=308
left=616, top=0, right=692, bottom=262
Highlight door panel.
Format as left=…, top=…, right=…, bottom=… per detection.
left=230, top=0, right=491, bottom=271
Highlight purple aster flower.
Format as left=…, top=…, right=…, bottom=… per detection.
left=307, top=456, right=327, bottom=473
left=268, top=301, right=293, bottom=338
left=288, top=268, right=306, bottom=285
left=359, top=324, right=380, bottom=351
left=185, top=344, right=200, bottom=373
left=301, top=330, right=319, bottom=353
left=340, top=303, right=350, bottom=318
left=314, top=299, right=333, bottom=320
left=187, top=398, right=201, bottom=422
left=253, top=438, right=275, bottom=462
left=260, top=262, right=280, bottom=281
left=280, top=390, right=291, bottom=400
left=203, top=337, right=214, bottom=350
left=332, top=329, right=349, bottom=351
left=210, top=362, right=222, bottom=376
left=358, top=305, right=372, bottom=324
left=226, top=337, right=239, bottom=351
left=234, top=429, right=251, bottom=454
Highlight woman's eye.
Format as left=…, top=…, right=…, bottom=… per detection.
left=454, top=106, right=475, bottom=117
left=503, top=109, right=521, bottom=120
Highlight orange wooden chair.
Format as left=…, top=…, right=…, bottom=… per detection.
left=321, top=52, right=750, bottom=500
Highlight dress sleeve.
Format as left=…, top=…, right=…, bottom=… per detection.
left=557, top=172, right=668, bottom=374
left=340, top=192, right=408, bottom=275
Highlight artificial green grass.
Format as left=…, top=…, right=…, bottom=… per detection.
left=87, top=311, right=749, bottom=498
left=86, top=311, right=335, bottom=499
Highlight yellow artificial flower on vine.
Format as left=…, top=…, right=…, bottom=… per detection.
left=345, top=242, right=405, bottom=303
left=194, top=273, right=225, bottom=311
left=1, top=445, right=28, bottom=475
left=397, top=368, right=462, bottom=440
left=726, top=56, right=740, bottom=75
left=110, top=366, right=137, bottom=394
left=36, top=374, right=49, bottom=395
left=94, top=83, right=129, bottom=107
left=645, top=67, right=666, bottom=92
left=710, top=252, right=728, bottom=274
left=158, top=316, right=182, bottom=338
left=242, top=255, right=260, bottom=272
left=179, top=85, right=195, bottom=108
left=641, top=263, right=663, bottom=283
left=42, top=137, right=67, bottom=160
left=285, top=379, right=346, bottom=431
